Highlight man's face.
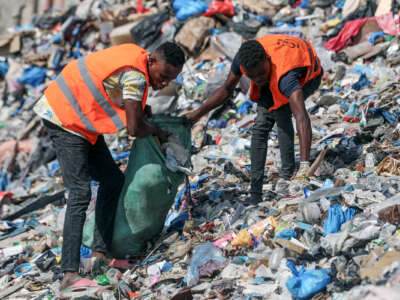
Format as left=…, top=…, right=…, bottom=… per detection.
left=243, top=59, right=270, bottom=87
left=148, top=53, right=182, bottom=90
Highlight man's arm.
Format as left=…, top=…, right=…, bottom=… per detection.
left=125, top=101, right=167, bottom=142
left=186, top=71, right=242, bottom=124
left=288, top=89, right=311, bottom=162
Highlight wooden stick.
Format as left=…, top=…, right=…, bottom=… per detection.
left=307, top=145, right=328, bottom=177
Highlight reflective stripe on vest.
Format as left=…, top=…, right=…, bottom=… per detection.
left=77, top=58, right=125, bottom=131
left=55, top=74, right=99, bottom=133
left=54, top=57, right=127, bottom=134
left=301, top=39, right=314, bottom=81
left=301, top=38, right=321, bottom=81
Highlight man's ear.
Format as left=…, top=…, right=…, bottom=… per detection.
left=148, top=54, right=156, bottom=66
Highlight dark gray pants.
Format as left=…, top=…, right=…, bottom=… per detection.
left=43, top=120, right=124, bottom=272
left=250, top=73, right=322, bottom=196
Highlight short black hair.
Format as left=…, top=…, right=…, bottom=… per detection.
left=155, top=42, right=185, bottom=67
left=238, top=40, right=266, bottom=70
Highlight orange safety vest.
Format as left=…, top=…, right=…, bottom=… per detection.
left=44, top=44, right=150, bottom=144
left=240, top=34, right=321, bottom=112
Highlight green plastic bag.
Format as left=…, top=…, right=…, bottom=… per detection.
left=83, top=116, right=191, bottom=258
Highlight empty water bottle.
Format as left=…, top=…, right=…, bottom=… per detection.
left=365, top=153, right=376, bottom=173
left=269, top=248, right=285, bottom=271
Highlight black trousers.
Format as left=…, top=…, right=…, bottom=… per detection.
left=43, top=120, right=124, bottom=272
left=250, top=73, right=322, bottom=196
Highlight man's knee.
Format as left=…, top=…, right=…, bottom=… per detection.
left=68, top=185, right=91, bottom=205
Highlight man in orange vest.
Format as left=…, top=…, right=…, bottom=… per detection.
left=185, top=34, right=323, bottom=204
left=34, top=42, right=185, bottom=289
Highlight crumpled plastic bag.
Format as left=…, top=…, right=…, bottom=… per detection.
left=203, top=0, right=235, bottom=18
left=323, top=204, right=356, bottom=235
left=17, top=66, right=47, bottom=87
left=351, top=73, right=371, bottom=91
left=130, top=10, right=170, bottom=50
left=162, top=135, right=188, bottom=166
left=162, top=134, right=192, bottom=175
left=321, top=213, right=381, bottom=256
left=298, top=202, right=321, bottom=224
left=208, top=32, right=242, bottom=60
left=184, top=242, right=229, bottom=286
left=275, top=229, right=297, bottom=240
left=231, top=229, right=252, bottom=247
left=321, top=222, right=354, bottom=256
left=286, top=261, right=331, bottom=300
left=348, top=213, right=381, bottom=240
left=173, top=0, right=208, bottom=21
left=237, top=99, right=255, bottom=114
left=175, top=16, right=216, bottom=55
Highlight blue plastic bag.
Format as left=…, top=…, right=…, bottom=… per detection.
left=0, top=61, right=8, bottom=78
left=237, top=100, right=255, bottom=114
left=351, top=73, right=371, bottom=91
left=17, top=66, right=47, bottom=87
left=275, top=229, right=297, bottom=240
left=164, top=210, right=189, bottom=231
left=323, top=204, right=355, bottom=235
left=369, top=107, right=398, bottom=126
left=208, top=119, right=227, bottom=128
left=173, top=0, right=208, bottom=21
left=0, top=168, right=9, bottom=192
left=286, top=262, right=331, bottom=300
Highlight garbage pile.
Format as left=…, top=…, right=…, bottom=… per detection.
left=1, top=0, right=400, bottom=299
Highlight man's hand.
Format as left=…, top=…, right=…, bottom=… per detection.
left=180, top=71, right=241, bottom=126
left=181, top=110, right=201, bottom=126
left=125, top=101, right=161, bottom=139
left=294, top=161, right=311, bottom=180
left=144, top=105, right=152, bottom=119
left=288, top=89, right=312, bottom=162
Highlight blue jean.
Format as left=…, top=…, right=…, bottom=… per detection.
left=250, top=72, right=322, bottom=196
left=43, top=120, right=124, bottom=272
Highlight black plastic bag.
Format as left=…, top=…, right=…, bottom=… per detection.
left=35, top=6, right=77, bottom=30
left=130, top=10, right=171, bottom=50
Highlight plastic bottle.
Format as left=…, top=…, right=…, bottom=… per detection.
left=300, top=202, right=321, bottom=224
left=269, top=248, right=285, bottom=271
left=106, top=268, right=121, bottom=285
left=365, top=153, right=376, bottom=173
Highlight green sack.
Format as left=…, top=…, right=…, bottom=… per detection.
left=82, top=115, right=191, bottom=258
